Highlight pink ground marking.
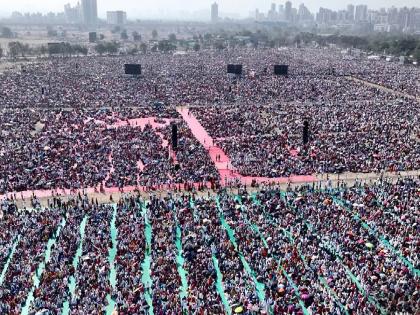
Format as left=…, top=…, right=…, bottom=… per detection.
left=136, top=160, right=145, bottom=171
left=290, top=149, right=299, bottom=157
left=84, top=117, right=106, bottom=125
left=109, top=117, right=173, bottom=129
left=178, top=106, right=316, bottom=186
left=101, top=152, right=115, bottom=189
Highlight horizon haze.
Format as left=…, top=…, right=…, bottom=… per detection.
left=0, top=0, right=420, bottom=19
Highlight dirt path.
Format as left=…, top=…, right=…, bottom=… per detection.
left=346, top=76, right=420, bottom=102
left=7, top=169, right=420, bottom=210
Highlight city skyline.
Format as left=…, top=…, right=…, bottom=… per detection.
left=0, top=0, right=419, bottom=19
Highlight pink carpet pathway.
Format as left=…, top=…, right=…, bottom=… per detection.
left=177, top=106, right=316, bottom=186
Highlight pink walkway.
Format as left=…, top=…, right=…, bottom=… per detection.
left=177, top=107, right=316, bottom=186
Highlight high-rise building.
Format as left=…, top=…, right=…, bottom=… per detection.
left=271, top=3, right=277, bottom=12
left=64, top=2, right=81, bottom=23
left=107, top=11, right=127, bottom=25
left=268, top=3, right=278, bottom=21
left=82, top=0, right=97, bottom=26
left=317, top=7, right=338, bottom=24
left=278, top=5, right=285, bottom=19
left=337, top=10, right=347, bottom=21
left=285, top=1, right=292, bottom=21
left=355, top=4, right=368, bottom=22
left=347, top=4, right=355, bottom=21
left=211, top=2, right=219, bottom=22
left=298, top=3, right=313, bottom=22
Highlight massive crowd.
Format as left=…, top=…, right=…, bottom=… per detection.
left=0, top=107, right=218, bottom=194
left=0, top=46, right=418, bottom=313
left=0, top=178, right=418, bottom=314
left=0, top=48, right=418, bottom=196
left=0, top=49, right=419, bottom=109
left=191, top=93, right=419, bottom=176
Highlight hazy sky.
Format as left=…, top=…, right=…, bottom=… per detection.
left=0, top=0, right=419, bottom=19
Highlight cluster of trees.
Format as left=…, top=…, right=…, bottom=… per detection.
left=149, top=40, right=176, bottom=53
left=132, top=31, right=141, bottom=41
left=8, top=41, right=31, bottom=58
left=2, top=25, right=419, bottom=62
left=298, top=33, right=420, bottom=61
left=127, top=43, right=148, bottom=55
left=4, top=41, right=88, bottom=59
left=47, top=43, right=88, bottom=56
left=366, top=36, right=420, bottom=61
left=198, top=28, right=420, bottom=61
left=94, top=41, right=120, bottom=55
left=152, top=30, right=158, bottom=40
left=0, top=26, right=13, bottom=38
left=47, top=27, right=58, bottom=37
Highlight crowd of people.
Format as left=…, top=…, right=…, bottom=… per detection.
left=0, top=46, right=418, bottom=313
left=0, top=178, right=418, bottom=314
left=0, top=48, right=418, bottom=195
left=191, top=85, right=419, bottom=176
left=0, top=106, right=218, bottom=194
left=1, top=48, right=418, bottom=108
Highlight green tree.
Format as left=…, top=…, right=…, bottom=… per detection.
left=158, top=40, right=176, bottom=53
left=203, top=33, right=212, bottom=41
left=47, top=27, right=58, bottom=37
left=106, top=41, right=120, bottom=54
left=213, top=41, right=226, bottom=51
left=132, top=31, right=141, bottom=41
left=140, top=43, right=147, bottom=54
left=111, top=26, right=121, bottom=34
left=128, top=45, right=139, bottom=55
left=414, top=43, right=420, bottom=62
left=178, top=39, right=188, bottom=50
left=168, top=33, right=177, bottom=42
left=1, top=26, right=13, bottom=38
left=38, top=45, right=47, bottom=57
left=193, top=43, right=200, bottom=51
left=94, top=43, right=107, bottom=55
left=8, top=41, right=27, bottom=58
left=121, top=30, right=128, bottom=40
left=19, top=43, right=30, bottom=57
left=73, top=44, right=88, bottom=56
left=9, top=42, right=18, bottom=58
left=152, top=29, right=158, bottom=39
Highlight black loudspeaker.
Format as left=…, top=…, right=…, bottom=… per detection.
left=303, top=121, right=309, bottom=145
left=172, top=124, right=178, bottom=150
left=227, top=64, right=235, bottom=74
left=235, top=65, right=243, bottom=75
left=227, top=64, right=243, bottom=75
left=124, top=64, right=142, bottom=75
left=89, top=32, right=97, bottom=43
left=328, top=67, right=336, bottom=75
left=274, top=65, right=288, bottom=75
